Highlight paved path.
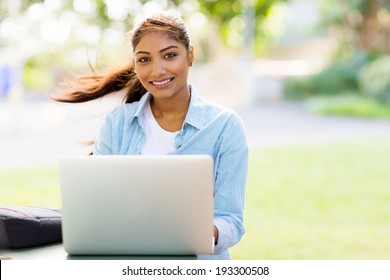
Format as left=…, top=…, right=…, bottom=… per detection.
left=1, top=97, right=390, bottom=170
left=237, top=102, right=390, bottom=148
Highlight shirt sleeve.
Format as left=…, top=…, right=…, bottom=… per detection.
left=93, top=111, right=114, bottom=155
left=212, top=112, right=248, bottom=255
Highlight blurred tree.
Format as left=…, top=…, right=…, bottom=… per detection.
left=319, top=0, right=390, bottom=55
left=0, top=0, right=289, bottom=56
left=197, top=0, right=288, bottom=56
left=284, top=0, right=390, bottom=105
left=0, top=0, right=289, bottom=91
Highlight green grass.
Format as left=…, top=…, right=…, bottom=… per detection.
left=2, top=139, right=390, bottom=259
left=231, top=139, right=390, bottom=259
left=0, top=166, right=61, bottom=208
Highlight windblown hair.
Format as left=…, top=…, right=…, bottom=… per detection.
left=52, top=13, right=191, bottom=104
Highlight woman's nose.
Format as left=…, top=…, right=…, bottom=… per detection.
left=151, top=60, right=166, bottom=77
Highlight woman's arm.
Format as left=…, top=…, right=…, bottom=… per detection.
left=212, top=112, right=248, bottom=255
left=93, top=110, right=116, bottom=155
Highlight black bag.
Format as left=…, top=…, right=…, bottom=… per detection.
left=0, top=205, right=62, bottom=249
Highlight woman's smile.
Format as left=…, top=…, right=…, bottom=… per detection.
left=150, top=77, right=174, bottom=88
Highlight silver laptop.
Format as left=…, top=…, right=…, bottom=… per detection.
left=59, top=155, right=214, bottom=255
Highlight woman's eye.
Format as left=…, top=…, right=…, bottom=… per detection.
left=137, top=57, right=150, bottom=64
left=164, top=53, right=177, bottom=59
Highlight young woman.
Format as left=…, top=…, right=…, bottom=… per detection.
left=54, top=13, right=248, bottom=260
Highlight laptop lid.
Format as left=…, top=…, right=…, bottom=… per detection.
left=59, top=155, right=214, bottom=255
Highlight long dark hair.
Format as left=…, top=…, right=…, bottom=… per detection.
left=52, top=13, right=192, bottom=104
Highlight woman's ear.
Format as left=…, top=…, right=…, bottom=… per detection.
left=188, top=46, right=195, bottom=66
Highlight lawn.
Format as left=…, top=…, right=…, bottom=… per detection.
left=231, top=139, right=390, bottom=259
left=0, top=166, right=61, bottom=208
left=1, top=139, right=390, bottom=259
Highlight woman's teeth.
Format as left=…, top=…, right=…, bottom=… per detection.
left=152, top=79, right=172, bottom=86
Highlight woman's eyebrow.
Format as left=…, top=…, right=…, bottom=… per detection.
left=159, top=45, right=179, bottom=53
left=135, top=45, right=179, bottom=55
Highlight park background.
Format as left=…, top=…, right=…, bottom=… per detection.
left=1, top=0, right=390, bottom=259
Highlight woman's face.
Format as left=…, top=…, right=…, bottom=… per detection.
left=134, top=32, right=194, bottom=101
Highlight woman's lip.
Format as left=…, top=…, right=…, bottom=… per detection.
left=150, top=78, right=174, bottom=88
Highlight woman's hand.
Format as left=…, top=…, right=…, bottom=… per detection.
left=214, top=225, right=219, bottom=245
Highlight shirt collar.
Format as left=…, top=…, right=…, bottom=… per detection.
left=184, top=85, right=207, bottom=130
left=134, top=92, right=152, bottom=119
left=134, top=85, right=207, bottom=130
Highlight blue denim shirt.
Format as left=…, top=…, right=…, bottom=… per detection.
left=93, top=85, right=248, bottom=259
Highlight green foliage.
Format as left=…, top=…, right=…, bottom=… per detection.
left=318, top=0, right=390, bottom=54
left=305, top=92, right=390, bottom=119
left=22, top=52, right=68, bottom=91
left=309, top=58, right=363, bottom=94
left=284, top=52, right=368, bottom=99
left=283, top=52, right=390, bottom=119
left=283, top=77, right=316, bottom=100
left=23, top=65, right=54, bottom=90
left=300, top=0, right=390, bottom=109
left=198, top=0, right=287, bottom=54
left=319, top=0, right=365, bottom=23
left=358, top=56, right=390, bottom=104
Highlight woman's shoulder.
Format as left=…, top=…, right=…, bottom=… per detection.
left=201, top=98, right=243, bottom=125
left=106, top=102, right=135, bottom=117
left=191, top=86, right=241, bottom=119
left=104, top=100, right=143, bottom=126
left=111, top=101, right=139, bottom=114
left=188, top=97, right=245, bottom=136
left=106, top=93, right=150, bottom=121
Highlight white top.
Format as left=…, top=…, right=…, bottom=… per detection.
left=140, top=101, right=179, bottom=155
